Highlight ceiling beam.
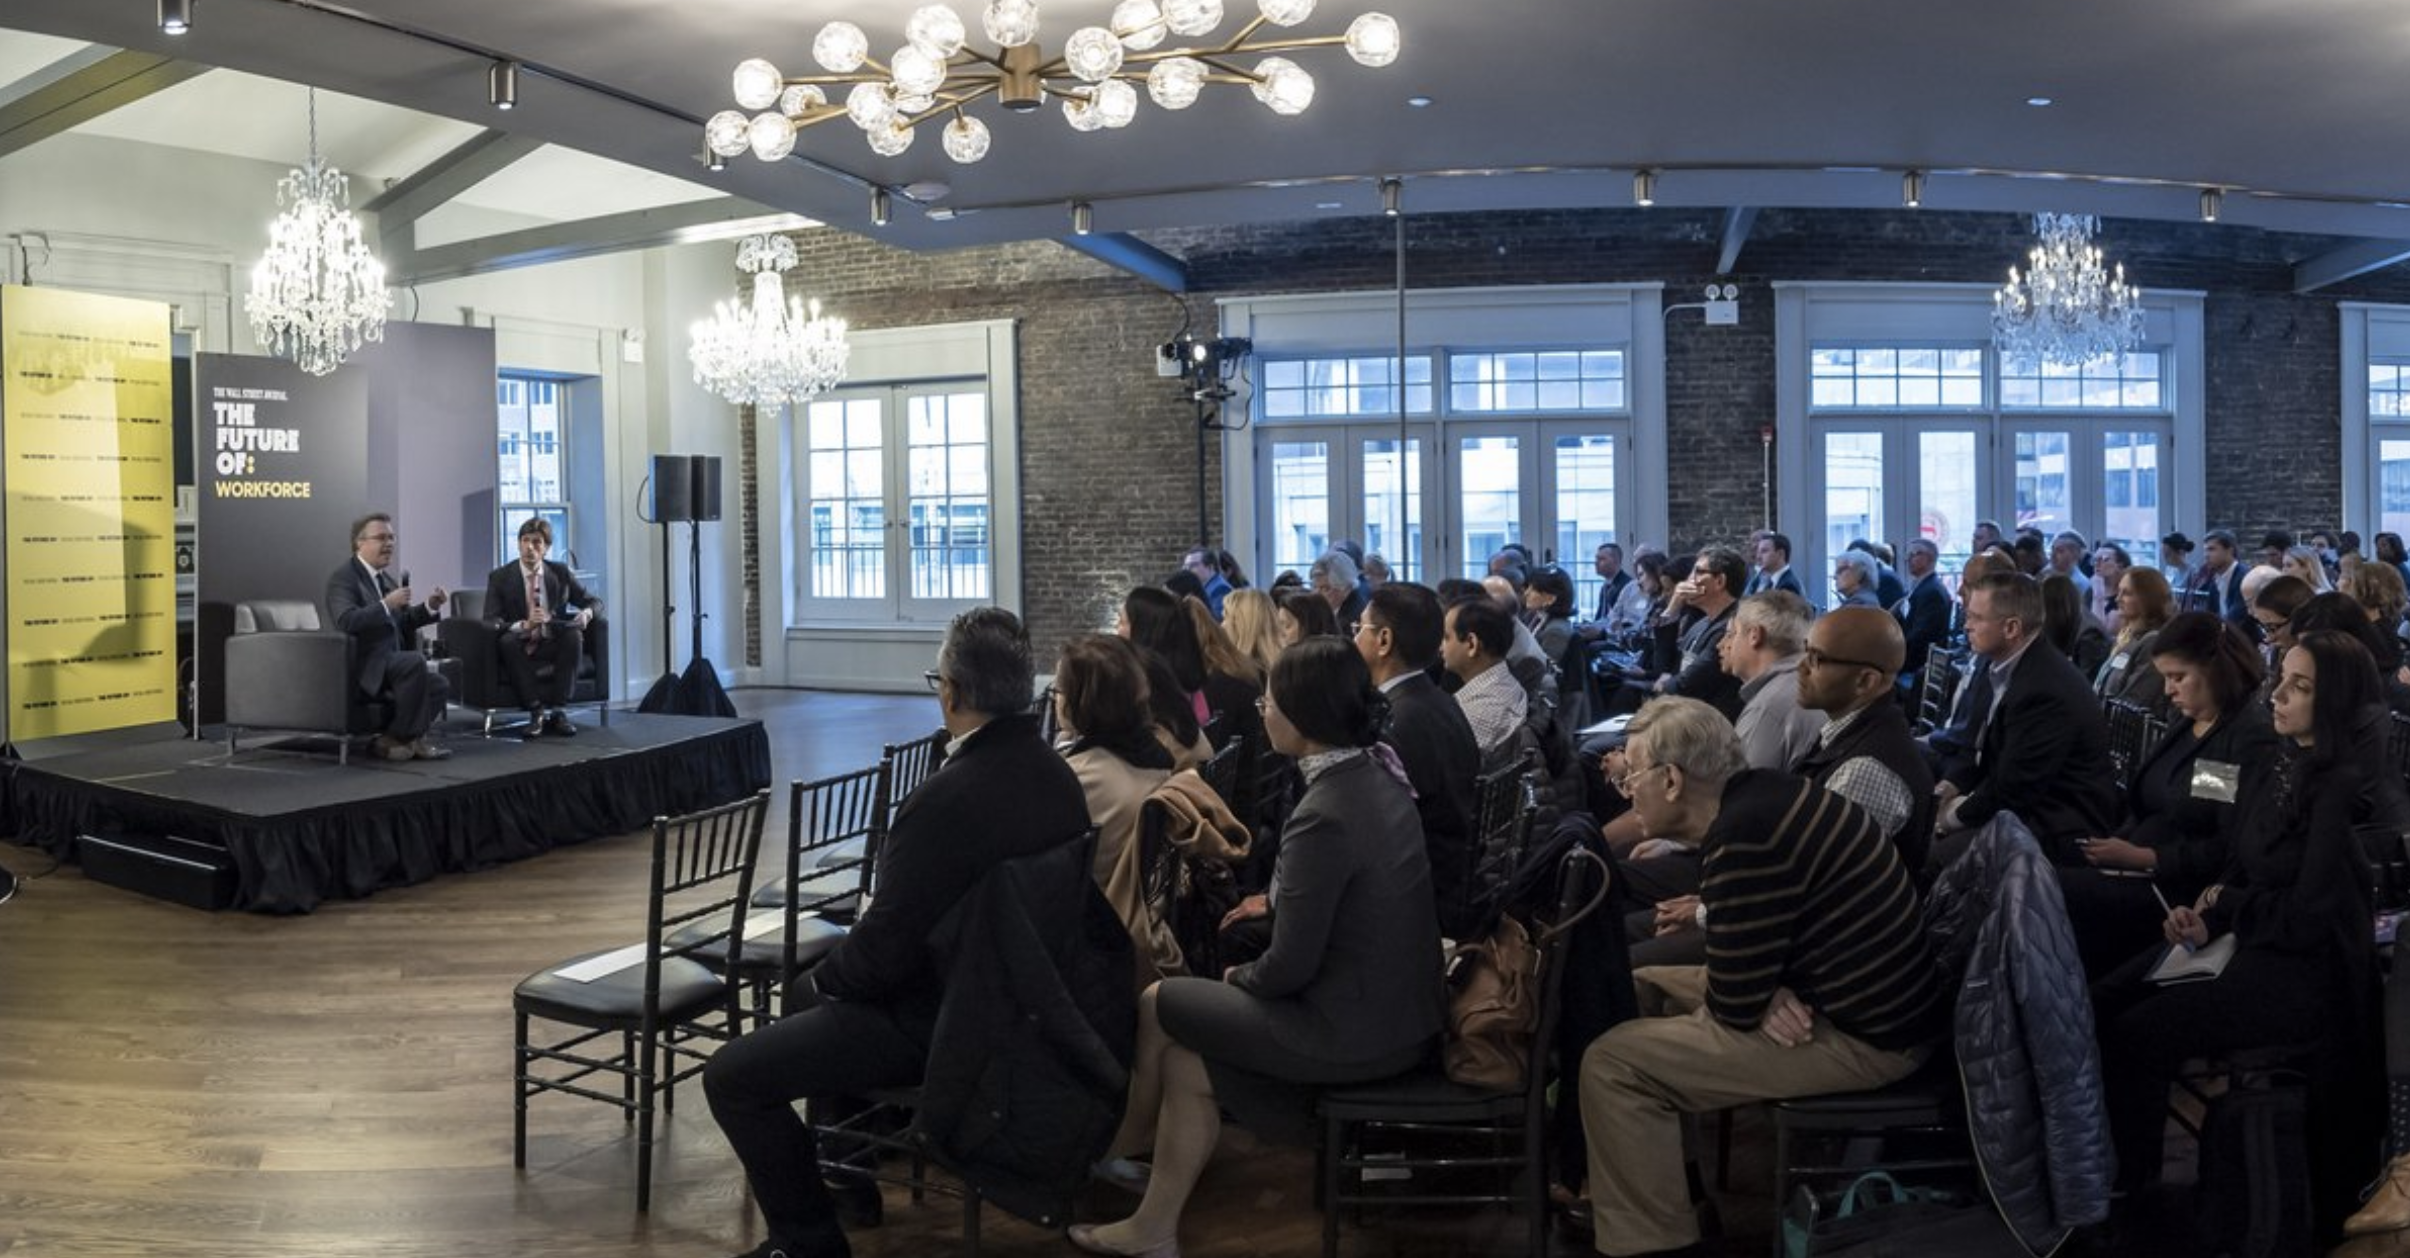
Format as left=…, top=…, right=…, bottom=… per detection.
left=1715, top=206, right=1759, bottom=275
left=0, top=49, right=214, bottom=161
left=2294, top=238, right=2410, bottom=293
left=1057, top=231, right=1189, bottom=293
left=386, top=198, right=809, bottom=285
left=364, top=130, right=546, bottom=242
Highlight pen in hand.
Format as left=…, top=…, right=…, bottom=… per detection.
left=2149, top=882, right=2194, bottom=954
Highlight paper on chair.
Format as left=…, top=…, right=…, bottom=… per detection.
left=553, top=942, right=649, bottom=983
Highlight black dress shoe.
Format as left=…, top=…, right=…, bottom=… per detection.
left=542, top=709, right=577, bottom=737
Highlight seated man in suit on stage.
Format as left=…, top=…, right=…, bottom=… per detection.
left=704, top=607, right=1090, bottom=1258
left=325, top=511, right=451, bottom=761
left=484, top=517, right=598, bottom=737
left=1931, top=571, right=2119, bottom=869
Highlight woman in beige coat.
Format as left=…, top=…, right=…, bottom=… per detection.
left=1054, top=633, right=1185, bottom=981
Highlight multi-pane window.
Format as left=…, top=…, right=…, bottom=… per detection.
left=1810, top=347, right=1984, bottom=409
left=1259, top=355, right=1433, bottom=419
left=1450, top=350, right=1626, bottom=413
left=2371, top=364, right=2410, bottom=539
left=497, top=374, right=569, bottom=562
left=800, top=387, right=994, bottom=617
left=2001, top=351, right=2165, bottom=409
left=905, top=393, right=990, bottom=601
left=806, top=397, right=886, bottom=600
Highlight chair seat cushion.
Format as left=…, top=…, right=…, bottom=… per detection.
left=1319, top=1065, right=1522, bottom=1121
left=1773, top=1057, right=1960, bottom=1127
left=814, top=837, right=869, bottom=868
left=665, top=914, right=849, bottom=974
left=751, top=868, right=864, bottom=918
left=514, top=947, right=727, bottom=1027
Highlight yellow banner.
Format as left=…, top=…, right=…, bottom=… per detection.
left=3, top=285, right=177, bottom=740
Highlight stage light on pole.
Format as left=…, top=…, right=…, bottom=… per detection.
left=489, top=61, right=519, bottom=110
left=159, top=0, right=193, bottom=35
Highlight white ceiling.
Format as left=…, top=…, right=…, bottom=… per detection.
left=6, top=0, right=2410, bottom=253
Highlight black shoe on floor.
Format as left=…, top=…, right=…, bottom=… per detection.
left=827, top=1177, right=883, bottom=1229
left=543, top=709, right=577, bottom=737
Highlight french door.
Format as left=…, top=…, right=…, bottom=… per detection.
left=1263, top=424, right=1437, bottom=583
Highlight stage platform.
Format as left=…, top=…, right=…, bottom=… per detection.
left=2, top=714, right=772, bottom=913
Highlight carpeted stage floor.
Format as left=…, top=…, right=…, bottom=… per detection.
left=3, top=713, right=772, bottom=913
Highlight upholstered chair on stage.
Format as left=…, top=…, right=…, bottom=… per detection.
left=438, top=589, right=611, bottom=735
left=222, top=599, right=399, bottom=764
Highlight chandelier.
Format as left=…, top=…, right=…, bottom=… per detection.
left=687, top=235, right=851, bottom=407
left=1991, top=212, right=2146, bottom=369
left=704, top=0, right=1401, bottom=167
left=246, top=89, right=389, bottom=377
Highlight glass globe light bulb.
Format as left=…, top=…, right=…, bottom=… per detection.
left=1257, top=0, right=1315, bottom=26
left=1065, top=27, right=1126, bottom=83
left=748, top=112, right=798, bottom=161
left=867, top=122, right=915, bottom=157
left=814, top=21, right=871, bottom=72
left=1344, top=12, right=1400, bottom=67
left=1062, top=94, right=1106, bottom=132
left=1146, top=57, right=1207, bottom=109
left=906, top=4, right=968, bottom=55
left=1251, top=56, right=1313, bottom=114
left=706, top=109, right=754, bottom=157
left=1163, top=0, right=1224, bottom=37
left=942, top=115, right=991, bottom=163
left=1094, top=79, right=1139, bottom=128
left=779, top=84, right=827, bottom=117
left=1113, top=0, right=1166, bottom=50
left=983, top=0, right=1040, bottom=47
left=732, top=58, right=784, bottom=110
left=846, top=82, right=897, bottom=131
left=894, top=90, right=936, bottom=115
left=892, top=44, right=948, bottom=96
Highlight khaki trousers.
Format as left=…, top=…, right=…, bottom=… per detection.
left=1579, top=965, right=1926, bottom=1255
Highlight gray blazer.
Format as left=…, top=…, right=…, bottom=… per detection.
left=2092, top=627, right=2170, bottom=716
left=1231, top=753, right=1446, bottom=1064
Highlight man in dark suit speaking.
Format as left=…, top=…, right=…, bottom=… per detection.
left=324, top=512, right=451, bottom=761
left=484, top=517, right=598, bottom=737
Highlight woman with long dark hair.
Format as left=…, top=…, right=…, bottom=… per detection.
left=2041, top=572, right=2110, bottom=680
left=1119, top=587, right=1212, bottom=769
left=1273, top=588, right=1338, bottom=644
left=1071, top=638, right=1443, bottom=1258
left=1054, top=634, right=1183, bottom=983
left=2094, top=629, right=2395, bottom=1238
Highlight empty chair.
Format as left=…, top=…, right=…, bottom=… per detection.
left=510, top=789, right=770, bottom=1210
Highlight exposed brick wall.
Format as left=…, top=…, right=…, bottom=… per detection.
left=767, top=207, right=2410, bottom=654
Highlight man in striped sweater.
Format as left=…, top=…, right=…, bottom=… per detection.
left=1578, top=697, right=1946, bottom=1258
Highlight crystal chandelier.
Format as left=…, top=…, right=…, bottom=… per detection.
left=705, top=0, right=1400, bottom=167
left=687, top=235, right=851, bottom=407
left=1991, top=212, right=2146, bottom=369
left=246, top=89, right=389, bottom=377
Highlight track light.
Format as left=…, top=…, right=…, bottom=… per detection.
left=488, top=61, right=518, bottom=110
left=1633, top=169, right=1656, bottom=208
left=701, top=144, right=726, bottom=173
left=870, top=187, right=891, bottom=227
left=1902, top=170, right=1925, bottom=209
left=1071, top=201, right=1094, bottom=236
left=1379, top=176, right=1401, bottom=218
left=2200, top=187, right=2223, bottom=223
left=159, top=0, right=192, bottom=35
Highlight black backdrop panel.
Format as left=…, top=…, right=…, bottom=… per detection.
left=194, top=353, right=368, bottom=608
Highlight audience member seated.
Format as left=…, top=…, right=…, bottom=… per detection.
left=2284, top=543, right=2336, bottom=593
left=1310, top=549, right=1367, bottom=635
left=2092, top=629, right=2391, bottom=1240
left=1831, top=549, right=1882, bottom=609
left=1743, top=531, right=1803, bottom=598
left=1848, top=539, right=1906, bottom=607
left=1718, top=590, right=1827, bottom=774
left=2346, top=559, right=2409, bottom=645
left=1352, top=582, right=1481, bottom=939
left=483, top=516, right=597, bottom=737
left=2064, top=613, right=2273, bottom=977
left=1220, top=588, right=1284, bottom=681
left=1588, top=542, right=1636, bottom=630
left=2190, top=528, right=2253, bottom=625
left=2010, top=532, right=2048, bottom=577
left=2159, top=531, right=2197, bottom=598
left=1072, top=638, right=1444, bottom=1258
left=1932, top=573, right=2119, bottom=868
left=1579, top=697, right=1945, bottom=1258
left=1179, top=547, right=1233, bottom=619
left=705, top=607, right=1090, bottom=1258
left=1274, top=587, right=1338, bottom=645
left=2293, top=591, right=2410, bottom=715
left=1182, top=595, right=1264, bottom=748
left=1122, top=587, right=1226, bottom=748
left=2093, top=565, right=2174, bottom=715
left=1440, top=594, right=1528, bottom=761
left=2041, top=572, right=2111, bottom=680
left=1892, top=537, right=1953, bottom=693
left=2087, top=542, right=2129, bottom=636
left=1525, top=565, right=1581, bottom=672
left=1644, top=547, right=1747, bottom=719
left=1054, top=633, right=1185, bottom=983
left=2047, top=530, right=2094, bottom=602
left=1916, top=549, right=2014, bottom=779
left=2248, top=573, right=2313, bottom=701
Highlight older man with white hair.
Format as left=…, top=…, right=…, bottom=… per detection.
left=1310, top=548, right=1367, bottom=634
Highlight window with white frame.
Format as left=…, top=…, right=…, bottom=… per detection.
left=2367, top=360, right=2410, bottom=540
left=1258, top=354, right=1433, bottom=418
left=797, top=383, right=995, bottom=620
left=497, top=373, right=571, bottom=562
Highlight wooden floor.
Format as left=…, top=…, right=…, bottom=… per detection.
left=0, top=688, right=1782, bottom=1258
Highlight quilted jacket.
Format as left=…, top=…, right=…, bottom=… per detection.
left=1922, top=812, right=2114, bottom=1255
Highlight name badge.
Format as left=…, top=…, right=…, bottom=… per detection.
left=2107, top=652, right=2130, bottom=672
left=2190, top=759, right=2241, bottom=803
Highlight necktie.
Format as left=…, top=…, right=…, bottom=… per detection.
left=525, top=565, right=545, bottom=654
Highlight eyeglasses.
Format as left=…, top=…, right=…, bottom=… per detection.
left=1611, top=761, right=1670, bottom=797
left=1802, top=646, right=1888, bottom=674
left=2253, top=615, right=2291, bottom=632
left=362, top=532, right=397, bottom=543
left=922, top=669, right=942, bottom=692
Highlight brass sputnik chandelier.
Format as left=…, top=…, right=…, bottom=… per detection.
left=704, top=0, right=1401, bottom=167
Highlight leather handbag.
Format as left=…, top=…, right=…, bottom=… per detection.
left=1441, top=914, right=1538, bottom=1090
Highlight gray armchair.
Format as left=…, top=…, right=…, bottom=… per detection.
left=222, top=599, right=453, bottom=764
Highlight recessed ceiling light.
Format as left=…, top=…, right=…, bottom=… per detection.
left=2026, top=96, right=2054, bottom=107
left=1406, top=95, right=1433, bottom=108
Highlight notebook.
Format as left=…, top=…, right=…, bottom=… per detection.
left=2146, top=933, right=2237, bottom=985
